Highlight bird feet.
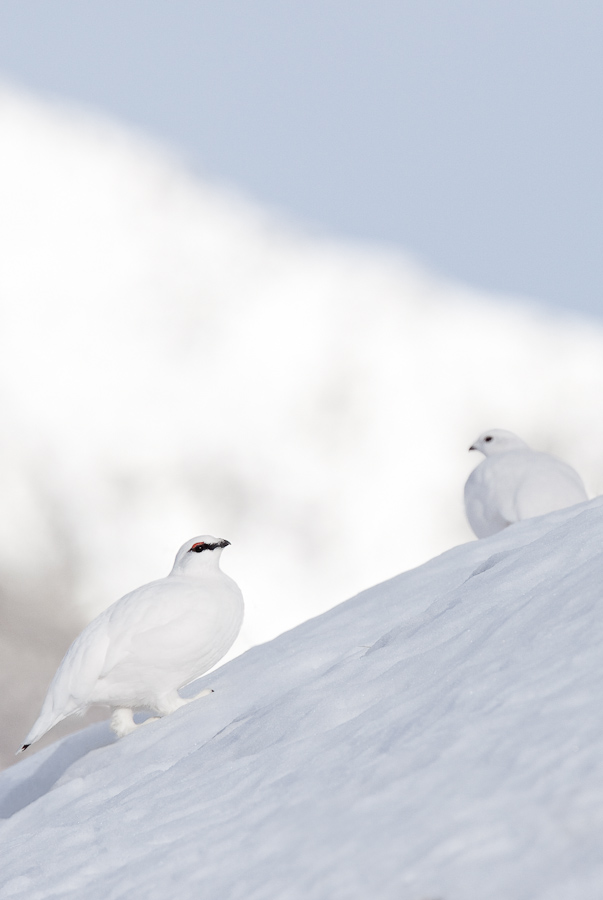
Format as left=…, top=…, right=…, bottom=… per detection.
left=189, top=687, right=214, bottom=702
left=110, top=689, right=214, bottom=736
left=110, top=708, right=160, bottom=737
left=157, top=687, right=214, bottom=715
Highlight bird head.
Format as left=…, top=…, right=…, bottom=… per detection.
left=468, top=429, right=530, bottom=457
left=171, top=535, right=231, bottom=575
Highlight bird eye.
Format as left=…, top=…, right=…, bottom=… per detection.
left=484, top=436, right=493, bottom=442
left=189, top=542, right=206, bottom=553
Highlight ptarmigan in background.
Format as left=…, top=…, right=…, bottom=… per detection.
left=464, top=429, right=589, bottom=538
left=20, top=536, right=243, bottom=751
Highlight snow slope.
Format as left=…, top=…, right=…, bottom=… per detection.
left=2, top=82, right=603, bottom=763
left=1, top=498, right=602, bottom=899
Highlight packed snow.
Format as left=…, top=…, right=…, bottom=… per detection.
left=2, top=81, right=603, bottom=762
left=1, top=498, right=602, bottom=899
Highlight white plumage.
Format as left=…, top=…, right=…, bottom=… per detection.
left=20, top=535, right=243, bottom=750
left=464, top=429, right=588, bottom=538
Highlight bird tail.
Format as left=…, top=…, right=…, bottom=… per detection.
left=17, top=696, right=76, bottom=754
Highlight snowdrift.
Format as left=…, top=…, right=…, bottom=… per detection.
left=1, top=499, right=602, bottom=899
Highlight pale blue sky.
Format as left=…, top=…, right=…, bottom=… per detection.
left=1, top=1, right=602, bottom=316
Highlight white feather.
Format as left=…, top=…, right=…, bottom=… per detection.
left=20, top=535, right=243, bottom=750
left=465, top=429, right=588, bottom=538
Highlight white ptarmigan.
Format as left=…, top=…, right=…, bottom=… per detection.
left=464, top=429, right=588, bottom=539
left=19, top=536, right=243, bottom=751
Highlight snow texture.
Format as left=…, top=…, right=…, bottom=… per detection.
left=1, top=498, right=603, bottom=899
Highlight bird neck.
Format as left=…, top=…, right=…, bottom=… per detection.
left=171, top=554, right=222, bottom=578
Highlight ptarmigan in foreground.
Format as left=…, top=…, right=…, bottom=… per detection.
left=464, top=429, right=588, bottom=538
left=20, top=536, right=243, bottom=751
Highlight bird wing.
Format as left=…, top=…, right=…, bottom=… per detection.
left=512, top=453, right=588, bottom=520
left=49, top=579, right=182, bottom=704
left=96, top=575, right=243, bottom=692
left=99, top=577, right=218, bottom=676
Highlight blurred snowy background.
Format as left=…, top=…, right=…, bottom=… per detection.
left=1, top=1, right=603, bottom=765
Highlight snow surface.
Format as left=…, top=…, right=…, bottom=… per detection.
left=1, top=498, right=603, bottom=899
left=2, top=81, right=603, bottom=762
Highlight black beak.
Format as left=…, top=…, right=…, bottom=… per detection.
left=218, top=539, right=231, bottom=548
left=469, top=445, right=476, bottom=451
